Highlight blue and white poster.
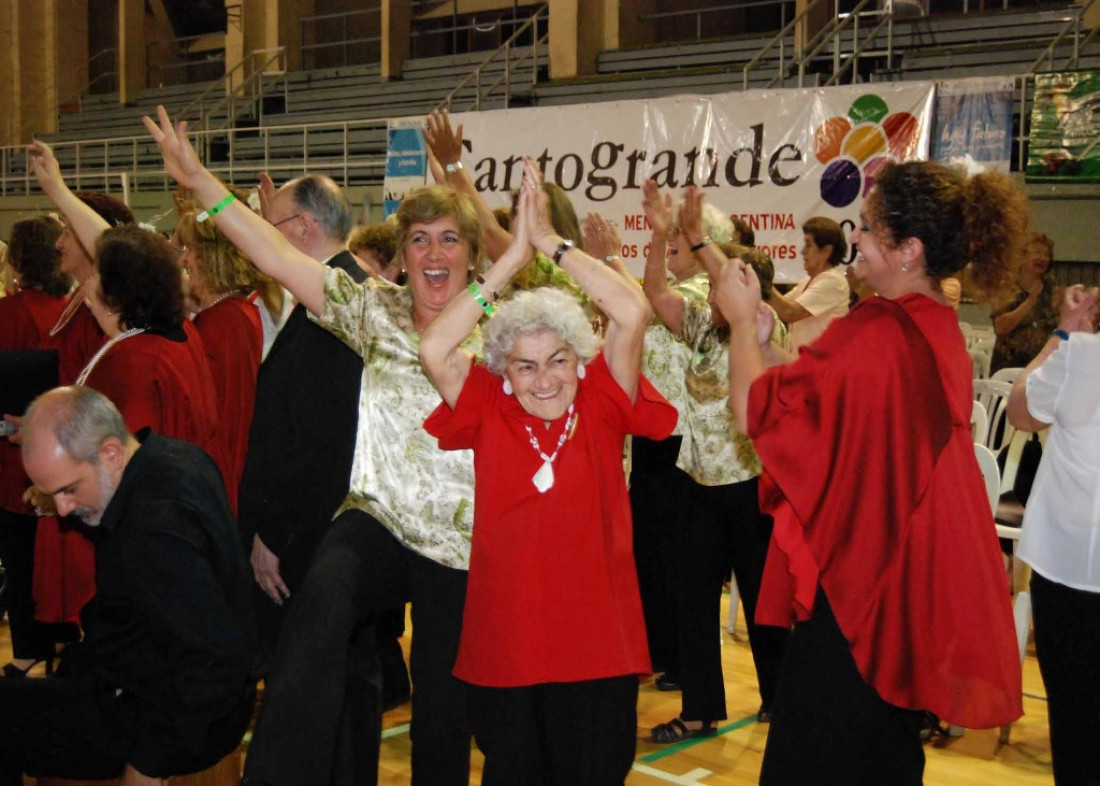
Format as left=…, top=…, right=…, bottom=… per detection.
left=384, top=119, right=428, bottom=218
left=932, top=77, right=1014, bottom=174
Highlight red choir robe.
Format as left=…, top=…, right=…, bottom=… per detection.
left=193, top=296, right=263, bottom=516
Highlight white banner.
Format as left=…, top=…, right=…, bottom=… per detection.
left=452, top=82, right=934, bottom=282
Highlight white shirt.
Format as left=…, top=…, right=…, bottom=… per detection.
left=787, top=265, right=849, bottom=353
left=1018, top=333, right=1100, bottom=592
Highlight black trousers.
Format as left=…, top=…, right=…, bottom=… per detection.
left=0, top=509, right=60, bottom=661
left=470, top=675, right=639, bottom=786
left=760, top=589, right=925, bottom=785
left=1031, top=570, right=1100, bottom=786
left=243, top=510, right=470, bottom=786
left=628, top=436, right=688, bottom=674
left=0, top=674, right=253, bottom=785
left=675, top=477, right=788, bottom=721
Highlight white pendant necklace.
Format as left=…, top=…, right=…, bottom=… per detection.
left=75, top=327, right=146, bottom=386
left=523, top=404, right=576, bottom=493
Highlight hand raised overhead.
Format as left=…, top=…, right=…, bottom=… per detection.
left=142, top=105, right=205, bottom=189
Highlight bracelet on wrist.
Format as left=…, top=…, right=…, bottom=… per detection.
left=604, top=254, right=620, bottom=265
left=1053, top=328, right=1070, bottom=341
left=690, top=236, right=712, bottom=253
left=444, top=160, right=464, bottom=175
left=197, top=192, right=236, bottom=222
left=552, top=239, right=575, bottom=265
left=468, top=282, right=495, bottom=316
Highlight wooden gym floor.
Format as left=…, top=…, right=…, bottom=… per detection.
left=4, top=591, right=1054, bottom=784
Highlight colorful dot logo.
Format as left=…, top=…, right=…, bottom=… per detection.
left=814, top=94, right=919, bottom=208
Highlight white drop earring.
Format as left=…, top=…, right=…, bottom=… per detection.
left=577, top=362, right=586, bottom=380
left=503, top=378, right=513, bottom=395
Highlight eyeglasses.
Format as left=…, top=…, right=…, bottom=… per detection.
left=272, top=213, right=302, bottom=228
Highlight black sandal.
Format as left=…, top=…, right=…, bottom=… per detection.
left=650, top=716, right=718, bottom=744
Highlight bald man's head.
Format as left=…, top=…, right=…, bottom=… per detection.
left=22, top=387, right=133, bottom=525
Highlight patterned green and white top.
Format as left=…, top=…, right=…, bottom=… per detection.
left=311, top=266, right=479, bottom=570
left=676, top=295, right=787, bottom=486
left=642, top=273, right=709, bottom=437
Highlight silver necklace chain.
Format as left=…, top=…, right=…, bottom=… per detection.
left=75, top=327, right=146, bottom=386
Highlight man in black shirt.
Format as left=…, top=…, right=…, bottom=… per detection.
left=0, top=386, right=256, bottom=786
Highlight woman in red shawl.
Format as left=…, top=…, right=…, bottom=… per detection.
left=714, top=160, right=1028, bottom=784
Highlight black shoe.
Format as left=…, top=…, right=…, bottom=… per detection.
left=655, top=673, right=681, bottom=691
left=756, top=705, right=772, bottom=723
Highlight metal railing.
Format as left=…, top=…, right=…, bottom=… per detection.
left=59, top=48, right=119, bottom=114
left=814, top=0, right=895, bottom=86
left=146, top=33, right=227, bottom=87
left=435, top=3, right=548, bottom=113
left=0, top=117, right=391, bottom=197
left=1015, top=0, right=1099, bottom=172
left=743, top=0, right=823, bottom=89
left=299, top=7, right=382, bottom=69
left=175, top=48, right=288, bottom=136
left=640, top=0, right=795, bottom=41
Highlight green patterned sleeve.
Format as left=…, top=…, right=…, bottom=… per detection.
left=310, top=265, right=378, bottom=357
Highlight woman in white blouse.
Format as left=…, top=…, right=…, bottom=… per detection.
left=1007, top=283, right=1100, bottom=785
left=767, top=217, right=849, bottom=353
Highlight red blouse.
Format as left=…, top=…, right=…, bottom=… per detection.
left=193, top=296, right=263, bottom=514
left=749, top=294, right=1022, bottom=729
left=425, top=352, right=676, bottom=688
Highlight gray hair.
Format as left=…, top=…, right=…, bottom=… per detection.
left=23, top=386, right=129, bottom=464
left=483, top=287, right=600, bottom=375
left=289, top=175, right=353, bottom=242
left=700, top=203, right=734, bottom=244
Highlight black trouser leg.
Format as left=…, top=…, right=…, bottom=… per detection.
left=1031, top=571, right=1100, bottom=786
left=0, top=509, right=54, bottom=661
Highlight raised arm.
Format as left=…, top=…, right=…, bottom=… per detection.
left=28, top=141, right=111, bottom=257
left=143, top=106, right=326, bottom=315
left=420, top=170, right=538, bottom=407
left=714, top=261, right=769, bottom=432
left=424, top=110, right=512, bottom=262
left=523, top=160, right=650, bottom=399
left=640, top=180, right=686, bottom=334
left=1008, top=284, right=1099, bottom=431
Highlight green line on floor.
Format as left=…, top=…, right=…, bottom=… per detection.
left=639, top=714, right=759, bottom=763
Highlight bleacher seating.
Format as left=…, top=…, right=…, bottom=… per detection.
left=3, top=3, right=1096, bottom=193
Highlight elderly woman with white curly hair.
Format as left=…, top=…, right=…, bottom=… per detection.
left=420, top=158, right=676, bottom=785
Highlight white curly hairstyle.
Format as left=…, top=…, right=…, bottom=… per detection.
left=482, top=287, right=601, bottom=376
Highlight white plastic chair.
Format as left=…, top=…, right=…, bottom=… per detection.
left=969, top=347, right=991, bottom=379
left=970, top=399, right=989, bottom=446
left=990, top=367, right=1024, bottom=384
left=973, top=379, right=1015, bottom=455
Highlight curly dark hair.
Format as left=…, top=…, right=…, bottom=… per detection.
left=96, top=227, right=184, bottom=333
left=869, top=161, right=1028, bottom=300
left=8, top=216, right=70, bottom=296
left=74, top=192, right=135, bottom=227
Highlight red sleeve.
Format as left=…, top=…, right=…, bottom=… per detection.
left=584, top=353, right=677, bottom=441
left=423, top=362, right=495, bottom=451
left=0, top=296, right=38, bottom=351
left=747, top=298, right=950, bottom=624
left=89, top=350, right=167, bottom=434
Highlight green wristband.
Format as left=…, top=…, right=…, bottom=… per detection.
left=197, top=192, right=236, bottom=222
left=468, top=282, right=495, bottom=316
